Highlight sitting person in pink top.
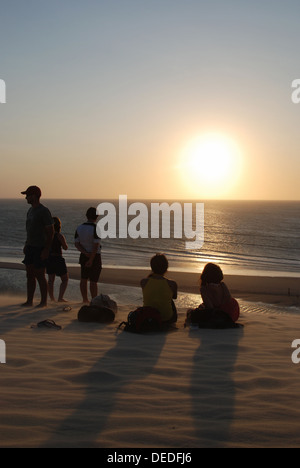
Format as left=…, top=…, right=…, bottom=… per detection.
left=200, top=263, right=240, bottom=323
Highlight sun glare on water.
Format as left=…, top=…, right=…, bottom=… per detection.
left=178, top=133, right=243, bottom=198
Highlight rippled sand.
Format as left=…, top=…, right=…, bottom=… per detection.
left=0, top=289, right=300, bottom=448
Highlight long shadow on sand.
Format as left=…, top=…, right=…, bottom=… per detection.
left=41, top=328, right=168, bottom=448
left=0, top=302, right=65, bottom=335
left=190, top=327, right=243, bottom=447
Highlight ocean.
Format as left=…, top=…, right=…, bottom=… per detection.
left=0, top=199, right=299, bottom=277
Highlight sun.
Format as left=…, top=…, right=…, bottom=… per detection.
left=178, top=133, right=243, bottom=198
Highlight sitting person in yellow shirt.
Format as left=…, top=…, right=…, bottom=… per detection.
left=141, top=253, right=178, bottom=323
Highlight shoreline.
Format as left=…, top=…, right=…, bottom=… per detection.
left=1, top=261, right=299, bottom=307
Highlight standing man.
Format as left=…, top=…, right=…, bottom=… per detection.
left=75, top=207, right=102, bottom=303
left=21, top=186, right=54, bottom=308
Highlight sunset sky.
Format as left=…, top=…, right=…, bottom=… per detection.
left=1, top=0, right=300, bottom=200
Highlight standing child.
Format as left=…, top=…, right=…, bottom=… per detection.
left=47, top=217, right=69, bottom=302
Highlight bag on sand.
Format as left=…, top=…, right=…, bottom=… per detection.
left=118, top=306, right=163, bottom=334
left=185, top=307, right=239, bottom=329
left=222, top=298, right=240, bottom=323
left=78, top=295, right=117, bottom=323
left=91, top=294, right=118, bottom=314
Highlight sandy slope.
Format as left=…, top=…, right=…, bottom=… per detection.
left=0, top=292, right=300, bottom=448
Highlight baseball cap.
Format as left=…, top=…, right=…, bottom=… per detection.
left=21, top=186, right=42, bottom=198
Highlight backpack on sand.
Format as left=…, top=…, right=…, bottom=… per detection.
left=78, top=294, right=117, bottom=323
left=118, top=307, right=163, bottom=334
left=91, top=294, right=118, bottom=314
left=185, top=307, right=239, bottom=329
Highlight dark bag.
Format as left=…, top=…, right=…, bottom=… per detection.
left=78, top=305, right=115, bottom=323
left=91, top=294, right=118, bottom=314
left=118, top=307, right=163, bottom=334
left=185, top=307, right=238, bottom=329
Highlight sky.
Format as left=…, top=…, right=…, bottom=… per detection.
left=1, top=0, right=300, bottom=200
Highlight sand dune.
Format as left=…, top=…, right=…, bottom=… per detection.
left=1, top=288, right=300, bottom=448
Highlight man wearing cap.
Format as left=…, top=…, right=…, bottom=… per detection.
left=21, top=186, right=54, bottom=308
left=75, top=207, right=102, bottom=303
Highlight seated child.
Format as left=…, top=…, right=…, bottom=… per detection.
left=141, top=254, right=178, bottom=323
left=47, top=217, right=69, bottom=302
left=200, top=263, right=240, bottom=322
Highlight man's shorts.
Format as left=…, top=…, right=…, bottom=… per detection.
left=22, top=245, right=47, bottom=270
left=79, top=253, right=102, bottom=283
left=46, top=256, right=68, bottom=277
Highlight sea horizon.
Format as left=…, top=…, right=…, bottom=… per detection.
left=2, top=197, right=300, bottom=202
left=1, top=199, right=299, bottom=278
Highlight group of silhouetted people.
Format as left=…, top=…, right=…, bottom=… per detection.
left=21, top=186, right=102, bottom=308
left=141, top=254, right=239, bottom=326
left=20, top=186, right=239, bottom=325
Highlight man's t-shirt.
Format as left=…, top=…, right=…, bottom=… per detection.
left=74, top=222, right=101, bottom=254
left=26, top=204, right=54, bottom=248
